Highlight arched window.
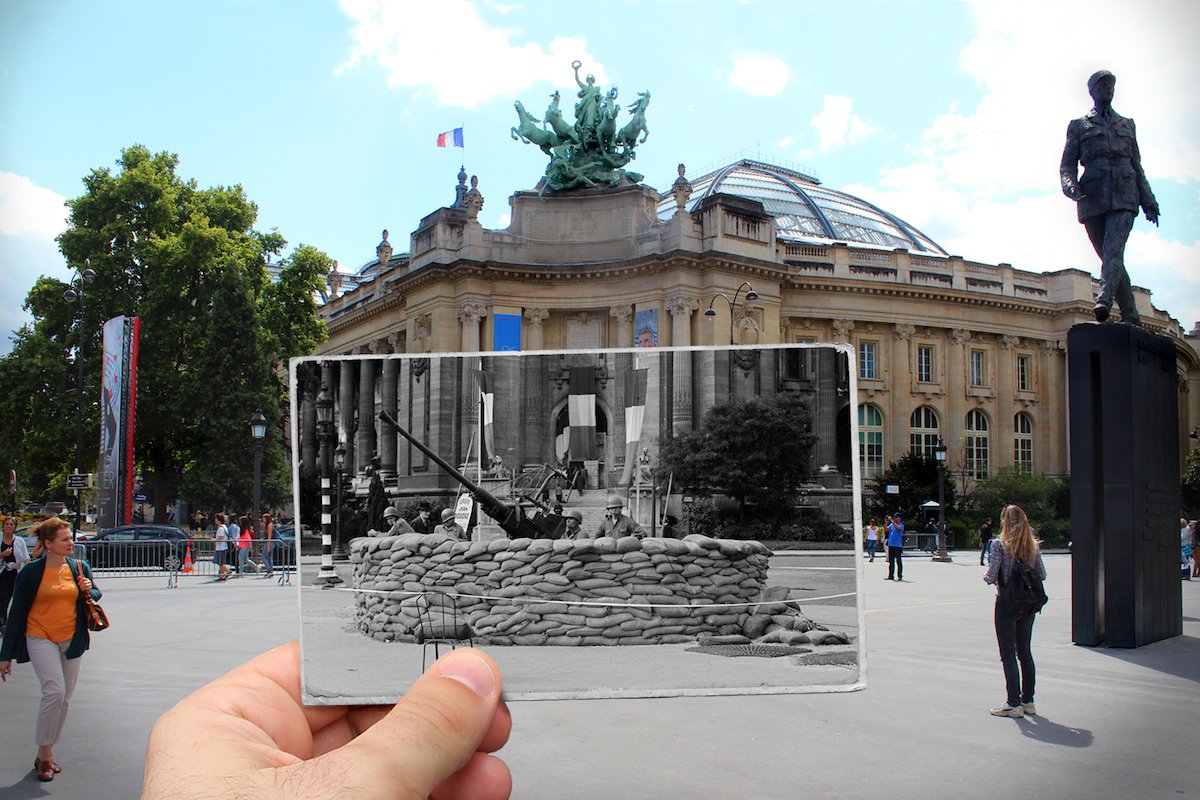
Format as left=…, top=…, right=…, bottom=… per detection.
left=909, top=406, right=940, bottom=457
left=1014, top=412, right=1034, bottom=472
left=859, top=404, right=884, bottom=477
left=966, top=409, right=990, bottom=479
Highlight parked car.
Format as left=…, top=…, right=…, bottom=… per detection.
left=82, top=525, right=193, bottom=571
left=40, top=501, right=68, bottom=516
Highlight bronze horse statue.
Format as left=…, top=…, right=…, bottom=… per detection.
left=511, top=101, right=560, bottom=155
left=615, top=91, right=651, bottom=150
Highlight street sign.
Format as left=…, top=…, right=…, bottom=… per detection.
left=67, top=473, right=92, bottom=490
left=134, top=492, right=149, bottom=502
left=454, top=494, right=474, bottom=529
left=886, top=484, right=900, bottom=495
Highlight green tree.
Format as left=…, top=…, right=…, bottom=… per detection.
left=962, top=466, right=1071, bottom=546
left=1, top=144, right=330, bottom=522
left=657, top=392, right=817, bottom=517
left=1180, top=446, right=1200, bottom=518
left=865, top=452, right=957, bottom=525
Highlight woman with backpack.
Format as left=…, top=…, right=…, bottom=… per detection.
left=984, top=504, right=1047, bottom=718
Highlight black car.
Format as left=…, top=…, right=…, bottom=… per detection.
left=82, top=525, right=193, bottom=571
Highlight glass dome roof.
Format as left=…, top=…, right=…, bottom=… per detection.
left=658, top=159, right=946, bottom=254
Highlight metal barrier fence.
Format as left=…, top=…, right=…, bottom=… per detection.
left=71, top=538, right=297, bottom=587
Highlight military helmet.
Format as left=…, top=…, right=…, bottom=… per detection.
left=604, top=495, right=624, bottom=509
left=441, top=508, right=455, bottom=522
left=565, top=509, right=583, bottom=522
left=383, top=506, right=399, bottom=519
left=1087, top=69, right=1115, bottom=93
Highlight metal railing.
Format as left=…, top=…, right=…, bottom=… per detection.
left=71, top=539, right=296, bottom=587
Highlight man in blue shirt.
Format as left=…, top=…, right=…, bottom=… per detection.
left=886, top=513, right=906, bottom=581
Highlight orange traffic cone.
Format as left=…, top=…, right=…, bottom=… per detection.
left=181, top=544, right=194, bottom=573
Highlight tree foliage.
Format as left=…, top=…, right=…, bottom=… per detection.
left=864, top=452, right=957, bottom=524
left=1180, top=446, right=1200, bottom=519
left=961, top=466, right=1071, bottom=546
left=657, top=392, right=817, bottom=516
left=0, top=144, right=331, bottom=519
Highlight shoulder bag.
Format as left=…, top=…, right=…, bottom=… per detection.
left=68, top=559, right=110, bottom=632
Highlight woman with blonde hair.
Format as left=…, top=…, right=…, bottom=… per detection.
left=0, top=516, right=102, bottom=781
left=983, top=504, right=1046, bottom=718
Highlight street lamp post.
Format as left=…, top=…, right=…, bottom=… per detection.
left=250, top=409, right=267, bottom=541
left=933, top=437, right=952, bottom=562
left=333, top=441, right=347, bottom=561
left=63, top=259, right=96, bottom=537
left=314, top=382, right=342, bottom=587
left=704, top=281, right=758, bottom=345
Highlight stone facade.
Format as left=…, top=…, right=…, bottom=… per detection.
left=314, top=159, right=1200, bottom=485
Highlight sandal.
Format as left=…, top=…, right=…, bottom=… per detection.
left=34, top=758, right=55, bottom=782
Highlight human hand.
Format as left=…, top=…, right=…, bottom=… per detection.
left=142, top=642, right=511, bottom=800
left=0, top=660, right=10, bottom=681
left=1144, top=206, right=1160, bottom=226
left=76, top=576, right=92, bottom=592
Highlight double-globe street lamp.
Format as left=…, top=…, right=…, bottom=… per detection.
left=933, top=437, right=952, bottom=562
left=704, top=281, right=758, bottom=345
left=250, top=409, right=267, bottom=541
left=63, top=259, right=96, bottom=536
left=314, top=381, right=342, bottom=586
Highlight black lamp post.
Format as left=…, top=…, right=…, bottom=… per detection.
left=933, top=437, right=951, bottom=562
left=250, top=409, right=267, bottom=539
left=704, top=281, right=758, bottom=345
left=314, top=382, right=341, bottom=586
left=63, top=259, right=96, bottom=537
left=333, top=441, right=347, bottom=561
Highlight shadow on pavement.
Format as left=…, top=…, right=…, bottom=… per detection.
left=1, top=771, right=53, bottom=799
left=1014, top=716, right=1095, bottom=748
left=1080, top=634, right=1200, bottom=684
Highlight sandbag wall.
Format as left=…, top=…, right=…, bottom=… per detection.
left=349, top=532, right=771, bottom=645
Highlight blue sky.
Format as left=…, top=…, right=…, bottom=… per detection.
left=2, top=0, right=1198, bottom=354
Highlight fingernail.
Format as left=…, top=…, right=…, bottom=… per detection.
left=437, top=651, right=496, bottom=698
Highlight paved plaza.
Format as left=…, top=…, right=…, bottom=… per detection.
left=0, top=552, right=1197, bottom=798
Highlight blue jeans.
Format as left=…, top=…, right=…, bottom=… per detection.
left=981, top=538, right=991, bottom=565
left=994, top=597, right=1036, bottom=707
left=866, top=540, right=877, bottom=560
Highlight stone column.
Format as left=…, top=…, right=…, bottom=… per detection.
left=380, top=349, right=399, bottom=482
left=338, top=360, right=356, bottom=472
left=458, top=303, right=487, bottom=352
left=666, top=295, right=699, bottom=433
left=610, top=305, right=633, bottom=348
left=300, top=372, right=317, bottom=476
left=1040, top=340, right=1065, bottom=474
left=890, top=323, right=915, bottom=464
left=947, top=328, right=971, bottom=457
left=458, top=305, right=488, bottom=472
left=356, top=354, right=377, bottom=474
left=524, top=307, right=549, bottom=351
left=997, top=335, right=1020, bottom=469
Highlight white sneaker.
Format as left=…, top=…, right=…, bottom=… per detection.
left=990, top=704, right=1024, bottom=718
left=1022, top=702, right=1036, bottom=715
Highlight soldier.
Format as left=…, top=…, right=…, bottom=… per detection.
left=438, top=508, right=467, bottom=541
left=597, top=495, right=644, bottom=539
left=381, top=506, right=414, bottom=537
left=1060, top=70, right=1159, bottom=325
left=562, top=508, right=585, bottom=540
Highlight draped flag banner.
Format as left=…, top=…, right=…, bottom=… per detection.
left=97, top=315, right=140, bottom=530
left=618, top=368, right=649, bottom=485
left=567, top=366, right=597, bottom=460
left=476, top=369, right=495, bottom=462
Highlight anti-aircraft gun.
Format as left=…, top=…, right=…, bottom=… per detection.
left=377, top=411, right=566, bottom=539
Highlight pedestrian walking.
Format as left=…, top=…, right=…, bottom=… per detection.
left=885, top=513, right=905, bottom=581
left=2, top=515, right=32, bottom=632
left=213, top=514, right=231, bottom=581
left=0, top=516, right=103, bottom=782
left=226, top=515, right=241, bottom=575
left=984, top=504, right=1047, bottom=718
left=979, top=517, right=993, bottom=566
left=261, top=513, right=278, bottom=577
left=237, top=517, right=253, bottom=574
left=1191, top=521, right=1199, bottom=579
left=1182, top=518, right=1194, bottom=581
left=864, top=519, right=879, bottom=562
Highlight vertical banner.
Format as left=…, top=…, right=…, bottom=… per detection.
left=493, top=313, right=522, bottom=351
left=635, top=308, right=658, bottom=348
left=97, top=316, right=139, bottom=530
left=567, top=366, right=597, bottom=460
left=475, top=369, right=495, bottom=462
left=618, top=369, right=649, bottom=486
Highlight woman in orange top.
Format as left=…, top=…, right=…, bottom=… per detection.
left=0, top=516, right=102, bottom=782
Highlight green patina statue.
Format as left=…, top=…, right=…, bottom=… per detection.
left=511, top=61, right=650, bottom=193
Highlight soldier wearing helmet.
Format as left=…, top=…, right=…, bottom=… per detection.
left=381, top=505, right=415, bottom=536
left=1060, top=69, right=1159, bottom=325
left=438, top=507, right=467, bottom=541
left=561, top=508, right=585, bottom=539
left=597, top=495, right=644, bottom=539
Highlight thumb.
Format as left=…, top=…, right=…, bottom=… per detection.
left=295, top=648, right=503, bottom=799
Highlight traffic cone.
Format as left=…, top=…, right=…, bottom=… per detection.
left=181, top=544, right=194, bottom=573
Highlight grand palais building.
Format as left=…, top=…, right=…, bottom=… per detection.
left=305, top=157, right=1200, bottom=502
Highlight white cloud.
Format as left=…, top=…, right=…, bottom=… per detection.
left=810, top=95, right=871, bottom=153
left=727, top=53, right=789, bottom=98
left=0, top=172, right=69, bottom=238
left=777, top=135, right=795, bottom=149
left=336, top=0, right=606, bottom=108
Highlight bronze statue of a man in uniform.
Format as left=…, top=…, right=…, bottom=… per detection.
left=1060, top=70, right=1159, bottom=325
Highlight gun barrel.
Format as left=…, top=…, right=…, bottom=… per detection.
left=377, top=411, right=542, bottom=538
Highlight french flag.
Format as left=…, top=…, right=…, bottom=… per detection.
left=436, top=128, right=464, bottom=148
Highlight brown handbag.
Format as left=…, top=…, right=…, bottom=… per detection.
left=68, top=559, right=110, bottom=632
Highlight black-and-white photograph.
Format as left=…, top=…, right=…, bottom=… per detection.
left=293, top=344, right=864, bottom=702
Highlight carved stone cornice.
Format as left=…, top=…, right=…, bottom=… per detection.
left=949, top=328, right=972, bottom=346
left=832, top=319, right=854, bottom=341
left=1000, top=335, right=1021, bottom=350
left=665, top=295, right=699, bottom=317
left=894, top=323, right=916, bottom=340
left=610, top=304, right=633, bottom=324
left=524, top=307, right=549, bottom=326
left=457, top=303, right=488, bottom=324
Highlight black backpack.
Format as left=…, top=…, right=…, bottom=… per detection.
left=1000, top=560, right=1049, bottom=616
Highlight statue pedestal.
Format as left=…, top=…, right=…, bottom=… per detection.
left=1068, top=323, right=1181, bottom=647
